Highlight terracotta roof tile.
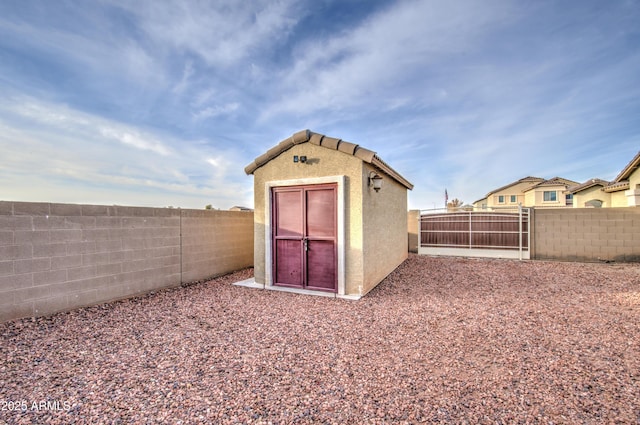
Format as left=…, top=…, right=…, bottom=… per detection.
left=291, top=129, right=310, bottom=144
left=309, top=133, right=323, bottom=145
left=337, top=140, right=358, bottom=155
left=320, top=136, right=340, bottom=150
left=353, top=147, right=376, bottom=163
left=525, top=177, right=580, bottom=190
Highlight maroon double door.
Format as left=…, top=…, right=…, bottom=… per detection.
left=272, top=184, right=337, bottom=292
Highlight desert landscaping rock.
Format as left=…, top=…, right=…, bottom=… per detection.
left=1, top=254, right=639, bottom=424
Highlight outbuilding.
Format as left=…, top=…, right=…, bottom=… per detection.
left=244, top=130, right=413, bottom=299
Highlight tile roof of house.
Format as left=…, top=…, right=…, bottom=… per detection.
left=244, top=129, right=414, bottom=190
left=567, top=178, right=610, bottom=194
left=483, top=176, right=545, bottom=197
left=604, top=150, right=640, bottom=193
left=603, top=181, right=631, bottom=192
left=525, top=176, right=581, bottom=191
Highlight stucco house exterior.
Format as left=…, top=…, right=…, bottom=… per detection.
left=567, top=151, right=640, bottom=208
left=567, top=179, right=611, bottom=208
left=524, top=177, right=580, bottom=207
left=473, top=176, right=578, bottom=209
left=602, top=151, right=640, bottom=207
left=244, top=129, right=413, bottom=299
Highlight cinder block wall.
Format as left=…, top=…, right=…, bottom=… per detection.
left=0, top=201, right=254, bottom=322
left=533, top=207, right=640, bottom=262
left=181, top=209, right=253, bottom=282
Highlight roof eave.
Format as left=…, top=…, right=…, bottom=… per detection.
left=603, top=181, right=630, bottom=193
left=612, top=151, right=640, bottom=183
left=371, top=156, right=414, bottom=190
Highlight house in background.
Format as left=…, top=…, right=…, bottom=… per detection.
left=567, top=178, right=611, bottom=208
left=475, top=150, right=640, bottom=210
left=244, top=129, right=413, bottom=299
left=472, top=176, right=543, bottom=209
left=473, top=176, right=578, bottom=209
left=602, top=151, right=640, bottom=207
left=567, top=151, right=640, bottom=208
left=524, top=177, right=580, bottom=208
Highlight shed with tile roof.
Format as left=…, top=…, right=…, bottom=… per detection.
left=244, top=129, right=413, bottom=299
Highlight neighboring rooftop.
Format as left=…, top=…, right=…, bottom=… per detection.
left=604, top=151, right=640, bottom=193
left=485, top=176, right=545, bottom=197
left=567, top=178, right=610, bottom=194
left=526, top=177, right=580, bottom=190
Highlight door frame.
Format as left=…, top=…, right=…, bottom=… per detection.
left=264, top=175, right=346, bottom=296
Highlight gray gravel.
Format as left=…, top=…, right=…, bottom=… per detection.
left=1, top=254, right=639, bottom=424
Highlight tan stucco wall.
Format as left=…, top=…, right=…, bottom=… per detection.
left=629, top=167, right=640, bottom=190
left=572, top=186, right=610, bottom=208
left=610, top=191, right=628, bottom=207
left=524, top=190, right=536, bottom=207
left=526, top=185, right=569, bottom=208
left=251, top=143, right=365, bottom=294
left=473, top=198, right=488, bottom=209
left=626, top=167, right=640, bottom=206
left=361, top=163, right=408, bottom=295
left=486, top=181, right=539, bottom=208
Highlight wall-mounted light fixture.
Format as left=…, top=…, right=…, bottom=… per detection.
left=293, top=155, right=307, bottom=163
left=368, top=171, right=383, bottom=192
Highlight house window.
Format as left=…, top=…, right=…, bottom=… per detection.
left=510, top=195, right=517, bottom=203
left=565, top=193, right=573, bottom=206
left=498, top=195, right=505, bottom=204
left=543, top=191, right=557, bottom=202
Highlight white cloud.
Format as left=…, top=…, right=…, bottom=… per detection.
left=261, top=0, right=515, bottom=120
left=0, top=95, right=251, bottom=208
left=193, top=102, right=240, bottom=121
left=114, top=0, right=302, bottom=68
left=98, top=127, right=173, bottom=156
left=172, top=61, right=195, bottom=94
left=0, top=11, right=165, bottom=88
left=191, top=88, right=217, bottom=108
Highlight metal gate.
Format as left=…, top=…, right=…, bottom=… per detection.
left=419, top=206, right=530, bottom=260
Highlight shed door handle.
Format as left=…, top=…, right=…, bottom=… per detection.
left=303, top=238, right=309, bottom=251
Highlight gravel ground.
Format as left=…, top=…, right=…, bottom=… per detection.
left=1, top=254, right=639, bottom=424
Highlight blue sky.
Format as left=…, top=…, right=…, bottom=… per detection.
left=1, top=0, right=638, bottom=210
